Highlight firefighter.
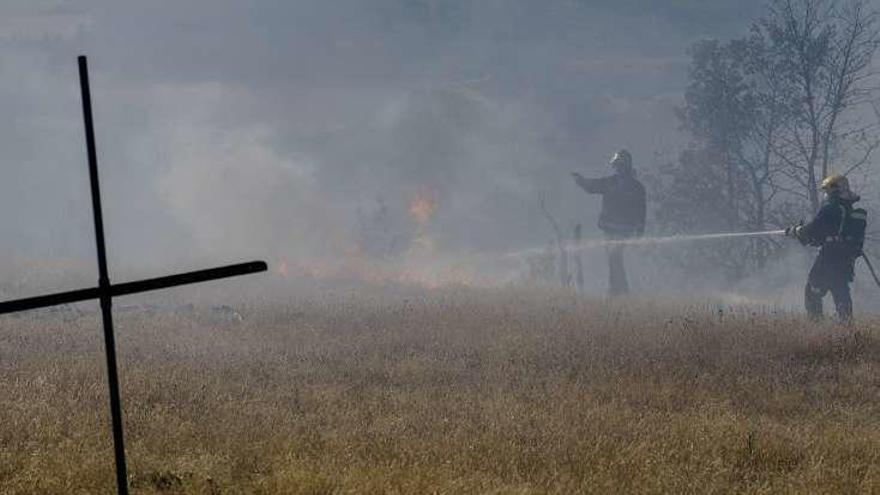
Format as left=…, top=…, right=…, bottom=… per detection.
left=786, top=175, right=867, bottom=322
left=571, top=149, right=646, bottom=296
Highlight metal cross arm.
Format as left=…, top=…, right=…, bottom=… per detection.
left=0, top=261, right=267, bottom=315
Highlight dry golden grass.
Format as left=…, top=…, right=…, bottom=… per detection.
left=1, top=287, right=880, bottom=494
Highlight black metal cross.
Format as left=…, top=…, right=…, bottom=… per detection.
left=0, top=55, right=267, bottom=495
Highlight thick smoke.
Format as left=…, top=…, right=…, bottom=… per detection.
left=5, top=0, right=840, bottom=302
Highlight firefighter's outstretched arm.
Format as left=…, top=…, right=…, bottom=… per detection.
left=571, top=172, right=609, bottom=194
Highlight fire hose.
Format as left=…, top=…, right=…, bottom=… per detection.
left=861, top=252, right=880, bottom=289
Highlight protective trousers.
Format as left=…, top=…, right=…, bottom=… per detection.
left=805, top=249, right=854, bottom=322
left=605, top=236, right=630, bottom=296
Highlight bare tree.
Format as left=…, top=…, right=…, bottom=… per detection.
left=538, top=194, right=571, bottom=288
left=651, top=0, right=880, bottom=283
left=758, top=0, right=880, bottom=211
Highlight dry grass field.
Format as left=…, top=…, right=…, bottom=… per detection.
left=2, top=286, right=880, bottom=494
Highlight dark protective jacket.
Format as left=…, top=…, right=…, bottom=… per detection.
left=797, top=196, right=866, bottom=254
left=573, top=172, right=646, bottom=236
left=796, top=196, right=867, bottom=284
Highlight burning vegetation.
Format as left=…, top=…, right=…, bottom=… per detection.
left=273, top=186, right=481, bottom=288
left=408, top=188, right=438, bottom=229
left=408, top=187, right=438, bottom=252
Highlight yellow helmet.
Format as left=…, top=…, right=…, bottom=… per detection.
left=820, top=174, right=858, bottom=200
left=820, top=174, right=848, bottom=191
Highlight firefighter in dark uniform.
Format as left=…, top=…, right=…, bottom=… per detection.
left=571, top=149, right=647, bottom=296
left=787, top=175, right=867, bottom=321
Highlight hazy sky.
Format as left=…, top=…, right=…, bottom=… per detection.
left=1, top=0, right=770, bottom=287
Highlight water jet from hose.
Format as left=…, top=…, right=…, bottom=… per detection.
left=506, top=230, right=787, bottom=258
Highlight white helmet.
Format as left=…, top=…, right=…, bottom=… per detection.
left=610, top=149, right=632, bottom=171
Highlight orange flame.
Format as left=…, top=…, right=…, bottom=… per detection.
left=409, top=189, right=437, bottom=227
left=270, top=186, right=485, bottom=289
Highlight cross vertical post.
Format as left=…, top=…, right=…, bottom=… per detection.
left=78, top=55, right=129, bottom=495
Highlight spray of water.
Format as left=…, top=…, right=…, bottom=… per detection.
left=505, top=229, right=787, bottom=258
